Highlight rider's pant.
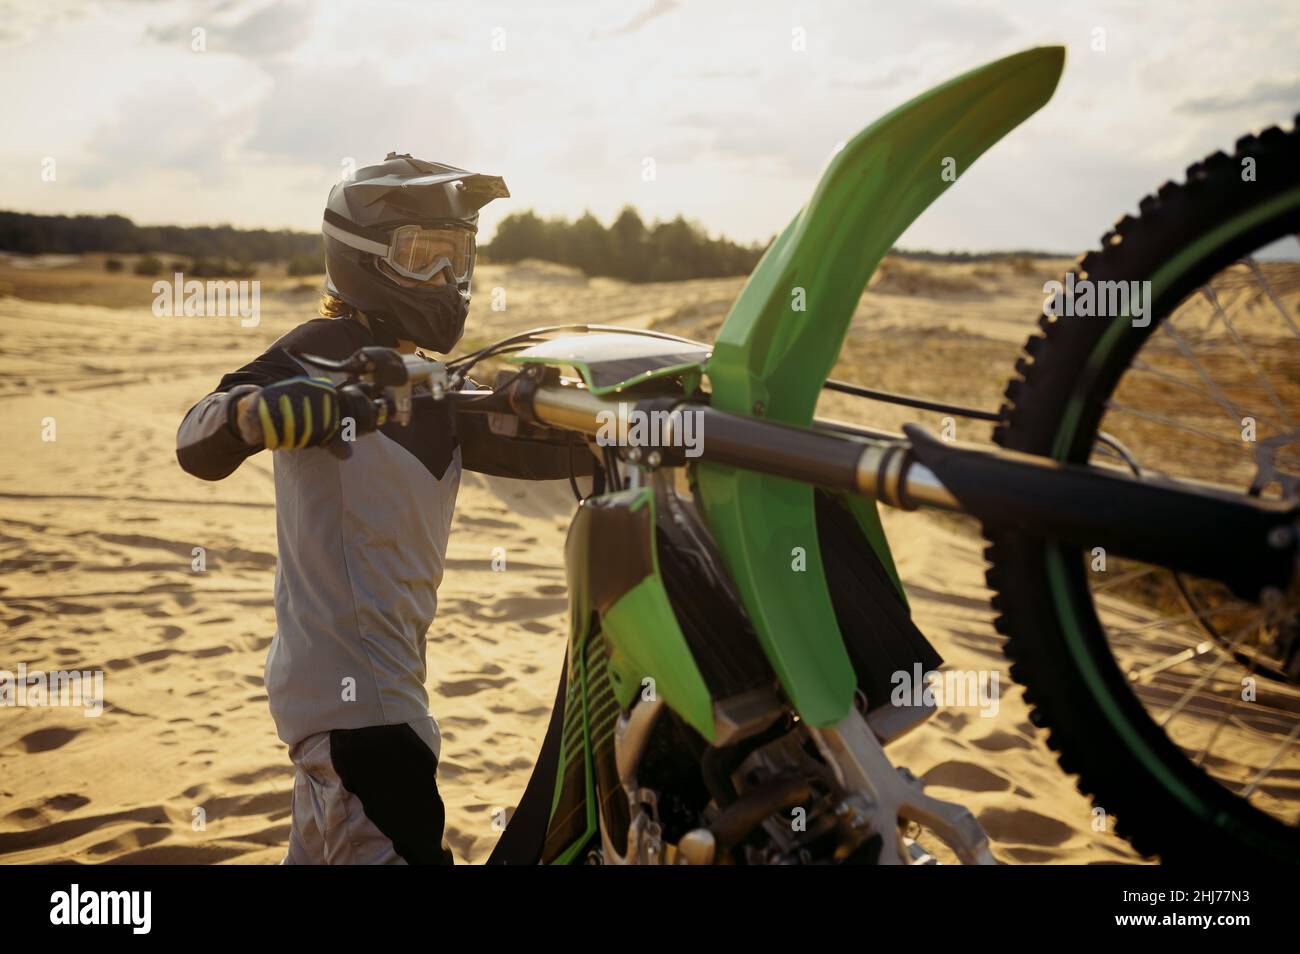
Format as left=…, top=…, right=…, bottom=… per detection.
left=283, top=718, right=453, bottom=865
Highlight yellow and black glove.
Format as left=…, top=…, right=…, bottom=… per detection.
left=254, top=376, right=341, bottom=450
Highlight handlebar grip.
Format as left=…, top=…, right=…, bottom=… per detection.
left=326, top=385, right=386, bottom=460
left=338, top=385, right=382, bottom=431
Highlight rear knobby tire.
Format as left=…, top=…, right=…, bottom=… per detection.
left=986, top=119, right=1300, bottom=862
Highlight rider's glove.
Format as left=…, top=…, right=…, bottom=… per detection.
left=250, top=376, right=341, bottom=450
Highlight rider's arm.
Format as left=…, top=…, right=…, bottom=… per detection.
left=176, top=385, right=266, bottom=481
left=177, top=348, right=303, bottom=481
left=454, top=406, right=596, bottom=480
left=177, top=318, right=366, bottom=481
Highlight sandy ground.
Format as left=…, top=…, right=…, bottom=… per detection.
left=0, top=255, right=1174, bottom=864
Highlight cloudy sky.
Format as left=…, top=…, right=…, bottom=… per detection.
left=3, top=0, right=1298, bottom=252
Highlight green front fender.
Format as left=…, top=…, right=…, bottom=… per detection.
left=697, top=47, right=1066, bottom=727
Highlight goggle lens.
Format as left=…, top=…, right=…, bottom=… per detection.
left=389, top=225, right=473, bottom=282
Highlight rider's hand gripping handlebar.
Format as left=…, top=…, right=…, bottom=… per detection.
left=292, top=347, right=451, bottom=458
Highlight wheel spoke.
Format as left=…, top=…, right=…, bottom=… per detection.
left=1097, top=593, right=1246, bottom=636
left=1091, top=563, right=1163, bottom=593
left=1128, top=639, right=1216, bottom=685
left=1128, top=357, right=1290, bottom=434
left=1155, top=617, right=1261, bottom=728
left=1103, top=401, right=1247, bottom=450
left=1246, top=256, right=1300, bottom=341
left=1160, top=318, right=1254, bottom=434
left=1199, top=284, right=1295, bottom=430
left=1240, top=720, right=1300, bottom=798
left=1193, top=629, right=1269, bottom=768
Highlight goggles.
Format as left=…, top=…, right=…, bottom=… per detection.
left=324, top=213, right=476, bottom=285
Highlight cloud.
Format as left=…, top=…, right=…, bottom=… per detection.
left=80, top=79, right=255, bottom=187
left=1178, top=76, right=1300, bottom=114
left=243, top=61, right=480, bottom=169
left=0, top=0, right=89, bottom=46
left=7, top=0, right=1300, bottom=251
left=831, top=63, right=919, bottom=90
left=592, top=0, right=680, bottom=38
left=147, top=0, right=315, bottom=60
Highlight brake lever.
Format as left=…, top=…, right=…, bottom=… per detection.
left=294, top=347, right=411, bottom=386
left=293, top=351, right=354, bottom=374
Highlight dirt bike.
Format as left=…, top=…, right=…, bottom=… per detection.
left=302, top=46, right=1300, bottom=864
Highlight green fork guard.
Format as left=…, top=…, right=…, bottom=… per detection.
left=696, top=46, right=1066, bottom=727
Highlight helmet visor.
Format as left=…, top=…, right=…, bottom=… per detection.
left=386, top=225, right=475, bottom=284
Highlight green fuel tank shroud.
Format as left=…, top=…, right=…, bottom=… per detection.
left=697, top=46, right=1066, bottom=727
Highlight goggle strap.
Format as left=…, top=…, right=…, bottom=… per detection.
left=322, top=217, right=390, bottom=258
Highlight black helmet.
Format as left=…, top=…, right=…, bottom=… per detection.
left=322, top=152, right=509, bottom=352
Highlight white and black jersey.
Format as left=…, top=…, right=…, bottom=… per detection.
left=177, top=316, right=587, bottom=748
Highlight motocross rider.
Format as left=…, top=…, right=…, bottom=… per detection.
left=176, top=153, right=589, bottom=864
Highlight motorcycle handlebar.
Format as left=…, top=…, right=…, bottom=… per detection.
left=308, top=353, right=1297, bottom=597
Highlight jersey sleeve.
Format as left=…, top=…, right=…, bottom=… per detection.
left=176, top=318, right=369, bottom=481
left=454, top=408, right=596, bottom=480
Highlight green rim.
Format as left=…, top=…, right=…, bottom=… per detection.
left=1045, top=187, right=1300, bottom=828
left=1052, top=186, right=1300, bottom=460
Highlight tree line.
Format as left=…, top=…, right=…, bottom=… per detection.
left=481, top=207, right=767, bottom=282
left=0, top=208, right=768, bottom=283
left=0, top=211, right=322, bottom=266
left=0, top=208, right=1055, bottom=281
